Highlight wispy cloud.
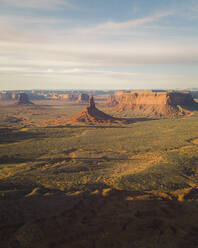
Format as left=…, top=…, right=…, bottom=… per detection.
left=0, top=1, right=197, bottom=90
left=0, top=66, right=184, bottom=83
left=0, top=8, right=197, bottom=68
left=0, top=0, right=75, bottom=10
left=78, top=12, right=173, bottom=34
left=0, top=38, right=198, bottom=70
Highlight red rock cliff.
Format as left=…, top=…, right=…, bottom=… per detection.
left=115, top=91, right=196, bottom=117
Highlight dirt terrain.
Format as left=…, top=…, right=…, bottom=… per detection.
left=1, top=187, right=198, bottom=248
left=1, top=97, right=198, bottom=247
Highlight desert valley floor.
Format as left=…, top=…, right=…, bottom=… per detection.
left=1, top=98, right=198, bottom=247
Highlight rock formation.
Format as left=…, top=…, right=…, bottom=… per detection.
left=114, top=90, right=126, bottom=97
left=59, top=94, right=77, bottom=101
left=77, top=93, right=90, bottom=104
left=16, top=93, right=34, bottom=105
left=106, top=95, right=119, bottom=107
left=106, top=91, right=131, bottom=107
left=0, top=91, right=11, bottom=101
left=11, top=93, right=17, bottom=100
left=114, top=90, right=197, bottom=118
left=72, top=96, right=118, bottom=124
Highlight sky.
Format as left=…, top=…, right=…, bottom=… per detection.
left=0, top=0, right=198, bottom=90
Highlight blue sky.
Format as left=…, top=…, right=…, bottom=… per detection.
left=0, top=0, right=198, bottom=90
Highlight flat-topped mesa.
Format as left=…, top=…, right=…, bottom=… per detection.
left=115, top=90, right=196, bottom=117
left=72, top=96, right=118, bottom=124
left=16, top=93, right=34, bottom=105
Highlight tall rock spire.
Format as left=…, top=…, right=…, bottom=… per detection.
left=89, top=96, right=95, bottom=108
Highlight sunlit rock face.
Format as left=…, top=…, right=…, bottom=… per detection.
left=106, top=95, right=119, bottom=107
left=59, top=94, right=77, bottom=101
left=115, top=90, right=196, bottom=117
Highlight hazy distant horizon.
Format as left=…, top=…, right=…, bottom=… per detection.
left=0, top=0, right=198, bottom=90
left=0, top=88, right=195, bottom=92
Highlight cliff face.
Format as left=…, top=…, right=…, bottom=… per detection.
left=167, top=92, right=195, bottom=106
left=106, top=95, right=118, bottom=107
left=115, top=91, right=196, bottom=117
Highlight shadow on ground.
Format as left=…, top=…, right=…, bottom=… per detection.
left=45, top=117, right=157, bottom=129
left=1, top=182, right=198, bottom=248
left=0, top=128, right=44, bottom=145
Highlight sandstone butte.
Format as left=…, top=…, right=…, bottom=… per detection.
left=106, top=95, right=118, bottom=107
left=72, top=96, right=119, bottom=124
left=59, top=94, right=77, bottom=101
left=113, top=90, right=197, bottom=117
left=15, top=93, right=34, bottom=105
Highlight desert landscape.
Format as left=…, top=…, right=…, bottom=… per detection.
left=1, top=0, right=198, bottom=247
left=1, top=90, right=198, bottom=247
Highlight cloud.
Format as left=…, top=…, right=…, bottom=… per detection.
left=78, top=12, right=173, bottom=34
left=0, top=0, right=75, bottom=10
left=1, top=38, right=198, bottom=69
left=0, top=1, right=198, bottom=90
left=0, top=66, right=184, bottom=85
left=0, top=7, right=197, bottom=89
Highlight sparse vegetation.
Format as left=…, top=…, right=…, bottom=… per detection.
left=1, top=99, right=198, bottom=247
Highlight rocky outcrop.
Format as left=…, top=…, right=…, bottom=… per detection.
left=106, top=91, right=131, bottom=107
left=12, top=93, right=17, bottom=100
left=16, top=93, right=34, bottom=105
left=106, top=95, right=119, bottom=107
left=59, top=94, right=77, bottom=101
left=114, top=91, right=196, bottom=117
left=72, top=96, right=118, bottom=124
left=77, top=93, right=90, bottom=104
left=0, top=91, right=11, bottom=101
left=114, top=90, right=126, bottom=97
left=167, top=91, right=195, bottom=106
